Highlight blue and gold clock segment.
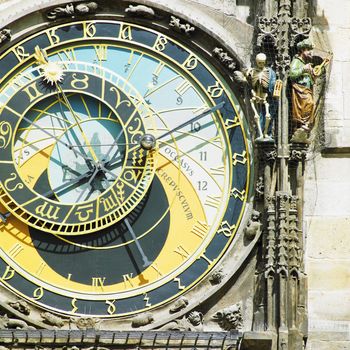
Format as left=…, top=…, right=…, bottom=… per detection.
left=0, top=19, right=252, bottom=317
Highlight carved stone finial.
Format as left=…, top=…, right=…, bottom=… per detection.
left=255, top=176, right=264, bottom=199
left=169, top=16, right=195, bottom=34
left=257, top=16, right=278, bottom=48
left=170, top=297, right=189, bottom=313
left=212, top=303, right=243, bottom=331
left=0, top=29, right=11, bottom=45
left=46, top=2, right=97, bottom=20
left=209, top=268, right=225, bottom=285
left=41, top=312, right=65, bottom=327
left=125, top=5, right=155, bottom=18
left=212, top=48, right=236, bottom=72
left=244, top=210, right=261, bottom=240
left=8, top=300, right=31, bottom=315
left=131, top=313, right=154, bottom=328
left=290, top=148, right=308, bottom=161
left=290, top=17, right=312, bottom=46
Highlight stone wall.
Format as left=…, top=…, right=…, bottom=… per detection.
left=305, top=1, right=350, bottom=349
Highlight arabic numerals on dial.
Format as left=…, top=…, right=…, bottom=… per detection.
left=197, top=180, right=208, bottom=191
left=199, top=151, right=207, bottom=161
left=190, top=121, right=201, bottom=133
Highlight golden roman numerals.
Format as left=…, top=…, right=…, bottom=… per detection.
left=174, top=245, right=190, bottom=260
left=150, top=263, right=163, bottom=278
left=8, top=243, right=23, bottom=259
left=94, top=44, right=108, bottom=62
left=210, top=166, right=225, bottom=176
left=198, top=251, right=213, bottom=265
left=92, top=277, right=106, bottom=290
left=175, top=80, right=192, bottom=96
left=123, top=273, right=134, bottom=288
left=152, top=62, right=165, bottom=85
left=58, top=48, right=76, bottom=62
left=204, top=195, right=221, bottom=209
left=36, top=262, right=47, bottom=276
left=22, top=81, right=44, bottom=102
left=191, top=220, right=208, bottom=239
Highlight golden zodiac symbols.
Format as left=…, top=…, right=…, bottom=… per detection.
left=0, top=121, right=12, bottom=149
left=4, top=173, right=24, bottom=192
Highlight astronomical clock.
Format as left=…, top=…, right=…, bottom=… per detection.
left=0, top=1, right=254, bottom=329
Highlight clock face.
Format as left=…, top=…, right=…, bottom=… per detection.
left=0, top=18, right=252, bottom=318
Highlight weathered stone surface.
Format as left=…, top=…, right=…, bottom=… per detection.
left=309, top=291, right=350, bottom=320
left=305, top=217, right=350, bottom=259
left=307, top=259, right=350, bottom=290
left=307, top=341, right=350, bottom=350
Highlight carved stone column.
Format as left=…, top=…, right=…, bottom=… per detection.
left=254, top=1, right=312, bottom=348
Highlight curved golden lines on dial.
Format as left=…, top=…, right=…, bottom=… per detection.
left=0, top=153, right=204, bottom=298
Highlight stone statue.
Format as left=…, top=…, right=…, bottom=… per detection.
left=169, top=297, right=189, bottom=313
left=47, top=2, right=97, bottom=20
left=169, top=16, right=195, bottom=34
left=159, top=311, right=203, bottom=331
left=0, top=29, right=11, bottom=45
left=125, top=5, right=155, bottom=18
left=235, top=53, right=277, bottom=141
left=212, top=303, right=243, bottom=331
left=244, top=210, right=261, bottom=240
left=0, top=314, right=35, bottom=330
left=289, top=39, right=329, bottom=141
left=131, top=313, right=154, bottom=328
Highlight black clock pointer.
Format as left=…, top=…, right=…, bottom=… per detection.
left=124, top=218, right=152, bottom=268
left=0, top=211, right=11, bottom=223
left=21, top=115, right=95, bottom=166
left=41, top=168, right=94, bottom=199
left=155, top=101, right=225, bottom=142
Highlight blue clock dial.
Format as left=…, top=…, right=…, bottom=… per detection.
left=0, top=18, right=252, bottom=318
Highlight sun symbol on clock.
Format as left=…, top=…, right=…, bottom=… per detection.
left=34, top=45, right=64, bottom=85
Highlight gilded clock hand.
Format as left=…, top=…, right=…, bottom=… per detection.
left=156, top=101, right=225, bottom=142
left=56, top=84, right=100, bottom=163
left=124, top=217, right=152, bottom=268
left=21, top=115, right=94, bottom=165
left=75, top=166, right=100, bottom=203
